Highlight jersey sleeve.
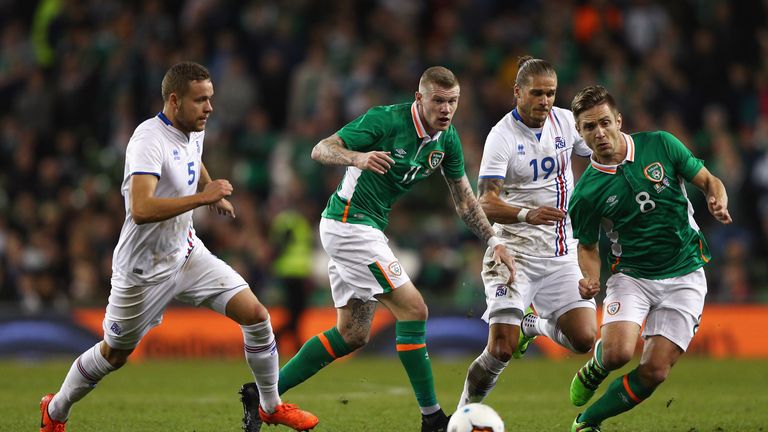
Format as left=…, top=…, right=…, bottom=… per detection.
left=126, top=128, right=164, bottom=178
left=659, top=131, right=704, bottom=181
left=568, top=186, right=601, bottom=245
left=440, top=126, right=465, bottom=179
left=337, top=107, right=389, bottom=151
left=478, top=130, right=511, bottom=179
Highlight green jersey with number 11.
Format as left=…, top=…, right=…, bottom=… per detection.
left=568, top=131, right=711, bottom=280
left=322, top=102, right=465, bottom=231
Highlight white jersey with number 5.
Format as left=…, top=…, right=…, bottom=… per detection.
left=479, top=106, right=591, bottom=257
left=112, top=113, right=204, bottom=285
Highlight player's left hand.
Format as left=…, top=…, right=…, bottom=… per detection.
left=707, top=195, right=732, bottom=224
left=492, top=244, right=516, bottom=284
left=210, top=198, right=236, bottom=218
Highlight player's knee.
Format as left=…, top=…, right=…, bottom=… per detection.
left=488, top=344, right=514, bottom=363
left=339, top=328, right=370, bottom=350
left=102, top=347, right=131, bottom=369
left=238, top=304, right=270, bottom=326
left=600, top=347, right=632, bottom=370
left=488, top=336, right=515, bottom=362
left=570, top=332, right=596, bottom=354
left=638, top=361, right=671, bottom=388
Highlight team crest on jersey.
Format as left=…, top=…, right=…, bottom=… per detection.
left=494, top=285, right=507, bottom=297
left=388, top=261, right=402, bottom=276
left=554, top=136, right=566, bottom=149
left=643, top=162, right=665, bottom=183
left=606, top=302, right=621, bottom=315
left=428, top=151, right=445, bottom=169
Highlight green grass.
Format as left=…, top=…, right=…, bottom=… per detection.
left=5, top=355, right=768, bottom=431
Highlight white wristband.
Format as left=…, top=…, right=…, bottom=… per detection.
left=487, top=236, right=502, bottom=250
left=517, top=208, right=529, bottom=223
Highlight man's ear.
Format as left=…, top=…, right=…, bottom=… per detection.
left=616, top=112, right=622, bottom=130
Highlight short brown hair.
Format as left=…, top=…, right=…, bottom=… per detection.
left=161, top=62, right=211, bottom=101
left=571, top=85, right=618, bottom=119
left=419, top=66, right=459, bottom=91
left=515, top=56, right=556, bottom=87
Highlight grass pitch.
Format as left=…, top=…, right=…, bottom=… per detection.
left=5, top=355, right=767, bottom=431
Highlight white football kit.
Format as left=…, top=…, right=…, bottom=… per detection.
left=105, top=113, right=247, bottom=349
left=478, top=107, right=595, bottom=325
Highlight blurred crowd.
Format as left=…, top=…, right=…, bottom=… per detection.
left=2, top=0, right=768, bottom=315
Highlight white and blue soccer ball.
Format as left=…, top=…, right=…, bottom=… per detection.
left=448, top=403, right=505, bottom=432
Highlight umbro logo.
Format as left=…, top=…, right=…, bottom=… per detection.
left=606, top=195, right=618, bottom=206
left=394, top=148, right=407, bottom=158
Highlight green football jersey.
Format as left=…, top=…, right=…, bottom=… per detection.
left=569, top=131, right=710, bottom=279
left=322, top=102, right=465, bottom=231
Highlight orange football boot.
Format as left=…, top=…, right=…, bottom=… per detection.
left=259, top=403, right=319, bottom=431
left=40, top=394, right=67, bottom=432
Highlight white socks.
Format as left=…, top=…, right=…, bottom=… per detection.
left=49, top=342, right=116, bottom=422
left=457, top=348, right=508, bottom=409
left=242, top=317, right=280, bottom=412
left=521, top=313, right=577, bottom=352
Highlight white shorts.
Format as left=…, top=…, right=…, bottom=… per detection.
left=103, top=242, right=249, bottom=350
left=481, top=245, right=595, bottom=325
left=319, top=218, right=410, bottom=308
left=602, top=268, right=706, bottom=351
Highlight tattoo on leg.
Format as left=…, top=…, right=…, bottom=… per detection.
left=346, top=300, right=376, bottom=333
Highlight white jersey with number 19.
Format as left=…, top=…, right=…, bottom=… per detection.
left=111, top=113, right=204, bottom=286
left=479, top=106, right=591, bottom=257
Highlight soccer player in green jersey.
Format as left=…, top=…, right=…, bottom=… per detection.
left=240, top=66, right=516, bottom=432
left=566, top=85, right=732, bottom=432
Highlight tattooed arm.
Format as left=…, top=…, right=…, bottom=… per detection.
left=311, top=133, right=395, bottom=174
left=446, top=174, right=516, bottom=283
left=478, top=177, right=565, bottom=226
left=446, top=175, right=497, bottom=242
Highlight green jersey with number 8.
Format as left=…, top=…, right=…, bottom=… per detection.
left=322, top=102, right=465, bottom=231
left=568, top=131, right=711, bottom=279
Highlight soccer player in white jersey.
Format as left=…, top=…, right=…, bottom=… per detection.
left=457, top=57, right=598, bottom=407
left=39, top=62, right=317, bottom=432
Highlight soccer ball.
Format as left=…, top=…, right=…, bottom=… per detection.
left=447, top=403, right=505, bottom=432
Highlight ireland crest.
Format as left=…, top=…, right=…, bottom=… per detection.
left=643, top=162, right=665, bottom=183
left=428, top=151, right=445, bottom=169
left=606, top=301, right=621, bottom=316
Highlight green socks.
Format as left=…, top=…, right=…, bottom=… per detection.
left=396, top=320, right=438, bottom=410
left=278, top=320, right=440, bottom=413
left=580, top=368, right=654, bottom=425
left=278, top=327, right=352, bottom=395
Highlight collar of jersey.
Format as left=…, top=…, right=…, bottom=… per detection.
left=156, top=112, right=192, bottom=142
left=589, top=133, right=635, bottom=174
left=410, top=102, right=442, bottom=141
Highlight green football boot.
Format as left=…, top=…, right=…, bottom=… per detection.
left=513, top=308, right=537, bottom=359
left=571, top=413, right=601, bottom=432
left=570, top=341, right=608, bottom=406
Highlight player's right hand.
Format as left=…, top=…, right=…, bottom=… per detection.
left=356, top=151, right=395, bottom=174
left=201, top=179, right=233, bottom=204
left=526, top=206, right=566, bottom=226
left=578, top=278, right=600, bottom=299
